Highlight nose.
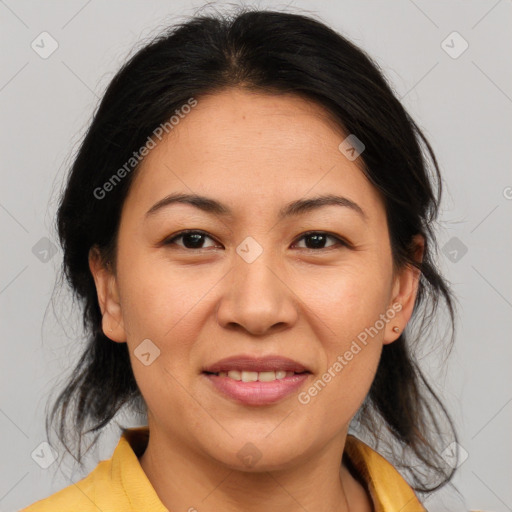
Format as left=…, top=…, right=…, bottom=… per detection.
left=215, top=248, right=299, bottom=336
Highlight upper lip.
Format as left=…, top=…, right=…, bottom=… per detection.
left=202, top=355, right=311, bottom=373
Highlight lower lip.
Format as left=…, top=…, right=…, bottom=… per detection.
left=203, top=372, right=310, bottom=405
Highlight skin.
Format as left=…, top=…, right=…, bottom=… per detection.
left=89, top=88, right=422, bottom=512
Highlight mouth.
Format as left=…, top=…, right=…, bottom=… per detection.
left=202, top=355, right=312, bottom=405
left=203, top=369, right=309, bottom=382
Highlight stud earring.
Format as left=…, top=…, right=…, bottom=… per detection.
left=392, top=326, right=400, bottom=333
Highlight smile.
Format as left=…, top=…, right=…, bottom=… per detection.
left=206, top=370, right=304, bottom=382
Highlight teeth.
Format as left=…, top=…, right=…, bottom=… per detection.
left=216, top=370, right=297, bottom=381
left=241, top=371, right=258, bottom=382
left=259, top=371, right=278, bottom=382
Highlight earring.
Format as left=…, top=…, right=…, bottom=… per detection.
left=392, top=326, right=400, bottom=333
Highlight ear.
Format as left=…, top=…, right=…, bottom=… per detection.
left=88, top=246, right=126, bottom=343
left=383, top=234, right=424, bottom=344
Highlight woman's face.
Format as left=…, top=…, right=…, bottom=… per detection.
left=91, top=88, right=419, bottom=470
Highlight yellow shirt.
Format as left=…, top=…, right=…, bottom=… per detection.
left=21, top=427, right=425, bottom=511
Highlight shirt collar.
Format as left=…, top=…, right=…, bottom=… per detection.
left=344, top=434, right=426, bottom=511
left=111, top=427, right=168, bottom=512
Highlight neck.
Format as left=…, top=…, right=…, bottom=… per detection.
left=138, top=425, right=373, bottom=512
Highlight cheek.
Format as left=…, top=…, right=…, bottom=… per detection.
left=116, top=257, right=206, bottom=421
left=116, top=249, right=223, bottom=408
left=297, top=259, right=391, bottom=420
left=117, top=247, right=215, bottom=341
left=299, top=306, right=384, bottom=440
left=303, top=258, right=393, bottom=339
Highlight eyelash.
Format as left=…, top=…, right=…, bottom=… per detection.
left=163, top=229, right=350, bottom=252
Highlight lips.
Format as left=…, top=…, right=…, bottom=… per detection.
left=202, top=355, right=311, bottom=374
left=202, top=355, right=312, bottom=405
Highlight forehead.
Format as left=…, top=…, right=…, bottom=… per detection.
left=123, top=88, right=385, bottom=222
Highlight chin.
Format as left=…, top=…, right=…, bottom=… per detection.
left=201, top=432, right=312, bottom=473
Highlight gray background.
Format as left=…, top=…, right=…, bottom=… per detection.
left=1, top=1, right=511, bottom=510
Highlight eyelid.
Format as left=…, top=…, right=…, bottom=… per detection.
left=291, top=230, right=350, bottom=250
left=163, top=229, right=350, bottom=250
left=163, top=229, right=220, bottom=248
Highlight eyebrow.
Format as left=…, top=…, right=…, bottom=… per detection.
left=145, top=192, right=366, bottom=221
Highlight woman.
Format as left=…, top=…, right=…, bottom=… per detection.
left=22, top=7, right=460, bottom=511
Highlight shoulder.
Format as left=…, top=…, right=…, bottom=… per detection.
left=19, top=459, right=111, bottom=512
left=19, top=428, right=153, bottom=512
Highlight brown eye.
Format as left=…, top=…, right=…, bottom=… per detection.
left=293, top=231, right=347, bottom=250
left=163, top=230, right=348, bottom=251
left=164, top=230, right=219, bottom=249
